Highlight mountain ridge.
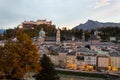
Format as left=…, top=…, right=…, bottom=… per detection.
left=73, top=20, right=120, bottom=30
left=0, top=29, right=5, bottom=34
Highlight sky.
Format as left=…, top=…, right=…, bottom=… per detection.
left=0, top=0, right=120, bottom=29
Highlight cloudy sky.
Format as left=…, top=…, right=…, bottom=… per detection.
left=0, top=0, right=120, bottom=29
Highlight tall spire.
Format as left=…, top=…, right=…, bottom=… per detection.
left=82, top=31, right=85, bottom=41
left=56, top=27, right=60, bottom=44
left=94, top=29, right=98, bottom=36
left=41, top=28, right=43, bottom=31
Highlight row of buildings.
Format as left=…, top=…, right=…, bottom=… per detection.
left=33, top=27, right=120, bottom=72
left=48, top=47, right=120, bottom=71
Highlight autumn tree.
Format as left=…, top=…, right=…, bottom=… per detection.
left=0, top=32, right=40, bottom=79
left=35, top=54, right=60, bottom=80
left=0, top=46, right=4, bottom=78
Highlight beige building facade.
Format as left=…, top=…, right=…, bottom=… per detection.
left=110, top=57, right=120, bottom=71
left=97, top=56, right=109, bottom=70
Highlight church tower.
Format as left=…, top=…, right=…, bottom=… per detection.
left=39, top=28, right=45, bottom=37
left=94, top=29, right=100, bottom=39
left=94, top=29, right=98, bottom=36
left=82, top=32, right=85, bottom=41
left=56, top=28, right=60, bottom=44
left=38, top=28, right=45, bottom=43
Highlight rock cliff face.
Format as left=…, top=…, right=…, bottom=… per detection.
left=73, top=20, right=120, bottom=30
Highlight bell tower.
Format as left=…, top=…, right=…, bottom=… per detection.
left=56, top=27, right=60, bottom=44
left=82, top=32, right=85, bottom=41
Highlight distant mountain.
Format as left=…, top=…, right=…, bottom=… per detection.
left=73, top=20, right=120, bottom=30
left=0, top=29, right=5, bottom=34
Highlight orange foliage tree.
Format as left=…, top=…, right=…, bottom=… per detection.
left=0, top=32, right=40, bottom=79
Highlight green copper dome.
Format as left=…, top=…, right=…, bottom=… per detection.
left=39, top=31, right=45, bottom=35
left=39, top=28, right=45, bottom=35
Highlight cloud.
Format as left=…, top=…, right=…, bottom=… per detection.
left=94, top=0, right=110, bottom=9
left=88, top=1, right=120, bottom=23
left=0, top=0, right=119, bottom=29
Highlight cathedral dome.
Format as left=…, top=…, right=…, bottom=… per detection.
left=39, top=28, right=45, bottom=37
left=39, top=31, right=45, bottom=35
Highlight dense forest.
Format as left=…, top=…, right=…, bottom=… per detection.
left=0, top=25, right=120, bottom=41
left=61, top=26, right=120, bottom=41
left=98, top=27, right=120, bottom=41
left=0, top=24, right=56, bottom=40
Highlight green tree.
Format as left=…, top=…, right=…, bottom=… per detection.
left=84, top=30, right=90, bottom=41
left=4, top=29, right=16, bottom=39
left=35, top=54, right=59, bottom=80
left=79, top=29, right=83, bottom=39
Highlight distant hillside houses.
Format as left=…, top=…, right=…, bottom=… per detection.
left=18, top=19, right=54, bottom=29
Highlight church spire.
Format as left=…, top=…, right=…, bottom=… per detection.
left=82, top=31, right=85, bottom=41
left=56, top=27, right=60, bottom=44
